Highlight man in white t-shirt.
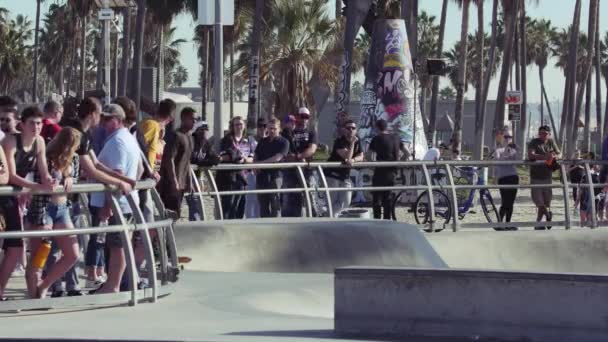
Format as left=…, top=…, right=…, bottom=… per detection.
left=89, top=104, right=142, bottom=294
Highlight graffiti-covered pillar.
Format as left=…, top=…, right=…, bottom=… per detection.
left=358, top=19, right=427, bottom=159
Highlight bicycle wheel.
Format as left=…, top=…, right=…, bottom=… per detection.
left=479, top=189, right=500, bottom=224
left=413, top=190, right=452, bottom=232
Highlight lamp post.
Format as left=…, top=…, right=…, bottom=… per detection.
left=213, top=0, right=224, bottom=149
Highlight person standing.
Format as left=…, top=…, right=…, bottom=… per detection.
left=89, top=104, right=142, bottom=294
left=244, top=118, right=267, bottom=218
left=216, top=116, right=255, bottom=219
left=527, top=125, right=561, bottom=230
left=0, top=106, right=54, bottom=300
left=189, top=121, right=219, bottom=221
left=157, top=107, right=196, bottom=214
left=325, top=120, right=363, bottom=216
left=138, top=99, right=176, bottom=179
left=41, top=101, right=63, bottom=144
left=493, top=127, right=519, bottom=231
left=282, top=108, right=317, bottom=217
left=369, top=119, right=401, bottom=220
left=254, top=118, right=290, bottom=217
left=0, top=107, right=19, bottom=136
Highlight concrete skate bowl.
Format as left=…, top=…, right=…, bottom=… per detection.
left=427, top=229, right=608, bottom=274
left=173, top=218, right=447, bottom=273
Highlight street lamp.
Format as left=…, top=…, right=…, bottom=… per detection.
left=94, top=0, right=135, bottom=104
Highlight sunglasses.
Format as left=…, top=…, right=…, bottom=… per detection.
left=345, top=126, right=357, bottom=130
left=503, top=135, right=512, bottom=139
left=258, top=124, right=266, bottom=128
left=0, top=118, right=12, bottom=123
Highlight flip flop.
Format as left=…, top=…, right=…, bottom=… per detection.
left=178, top=256, right=192, bottom=264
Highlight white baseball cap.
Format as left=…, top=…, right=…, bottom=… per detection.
left=298, top=107, right=310, bottom=117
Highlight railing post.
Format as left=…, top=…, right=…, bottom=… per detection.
left=584, top=162, right=598, bottom=229
left=444, top=163, right=460, bottom=232
left=316, top=165, right=333, bottom=218
left=296, top=165, right=314, bottom=217
left=559, top=163, right=572, bottom=230
left=421, top=163, right=435, bottom=232
left=109, top=196, right=138, bottom=306
left=205, top=169, right=224, bottom=220
left=127, top=194, right=158, bottom=303
left=190, top=167, right=207, bottom=221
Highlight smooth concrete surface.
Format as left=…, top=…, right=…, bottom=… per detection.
left=427, top=229, right=608, bottom=273
left=0, top=271, right=340, bottom=342
left=174, top=218, right=446, bottom=273
left=335, top=267, right=608, bottom=342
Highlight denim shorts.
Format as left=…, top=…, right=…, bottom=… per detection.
left=43, top=203, right=73, bottom=227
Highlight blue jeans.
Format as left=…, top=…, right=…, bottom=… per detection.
left=85, top=207, right=105, bottom=268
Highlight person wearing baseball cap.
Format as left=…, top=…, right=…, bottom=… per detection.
left=89, top=102, right=142, bottom=294
left=281, top=114, right=296, bottom=144
left=282, top=107, right=317, bottom=217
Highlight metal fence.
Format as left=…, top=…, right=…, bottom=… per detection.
left=0, top=180, right=178, bottom=312
left=191, top=159, right=608, bottom=231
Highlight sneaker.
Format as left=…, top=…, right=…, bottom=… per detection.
left=67, top=290, right=83, bottom=297
left=50, top=290, right=65, bottom=298
left=546, top=212, right=553, bottom=230
left=10, top=265, right=25, bottom=278
left=85, top=279, right=103, bottom=288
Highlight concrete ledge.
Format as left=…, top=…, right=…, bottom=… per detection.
left=335, top=267, right=608, bottom=341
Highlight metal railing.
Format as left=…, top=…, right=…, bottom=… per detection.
left=0, top=180, right=178, bottom=312
left=190, top=159, right=608, bottom=232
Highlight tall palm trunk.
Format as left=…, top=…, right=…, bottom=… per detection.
left=518, top=0, right=528, bottom=155
left=335, top=0, right=341, bottom=18
left=156, top=27, right=164, bottom=103
left=230, top=27, right=234, bottom=119
left=584, top=75, right=592, bottom=152
left=451, top=0, right=470, bottom=153
left=493, top=0, right=519, bottom=132
left=120, top=7, right=131, bottom=97
left=473, top=0, right=485, bottom=160
left=542, top=84, right=558, bottom=138
left=429, top=0, right=448, bottom=146
left=79, top=15, right=87, bottom=99
left=562, top=0, right=582, bottom=155
left=594, top=7, right=602, bottom=145
left=246, top=0, right=264, bottom=132
left=66, top=39, right=78, bottom=97
left=33, top=0, right=42, bottom=102
left=604, top=73, right=608, bottom=138
left=58, top=61, right=65, bottom=96
left=201, top=28, right=209, bottom=120
left=569, top=0, right=598, bottom=156
left=132, top=0, right=147, bottom=115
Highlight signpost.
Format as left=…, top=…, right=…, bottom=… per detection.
left=506, top=90, right=522, bottom=121
left=98, top=1, right=113, bottom=105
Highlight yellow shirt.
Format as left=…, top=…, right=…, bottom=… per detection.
left=140, top=118, right=161, bottom=168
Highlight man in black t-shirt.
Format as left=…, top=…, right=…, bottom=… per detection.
left=369, top=119, right=402, bottom=220
left=281, top=107, right=317, bottom=217
left=254, top=118, right=290, bottom=217
left=326, top=120, right=363, bottom=216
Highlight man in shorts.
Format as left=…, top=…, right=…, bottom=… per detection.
left=528, top=125, right=561, bottom=230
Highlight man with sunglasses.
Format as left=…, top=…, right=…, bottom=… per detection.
left=325, top=120, right=363, bottom=216
left=528, top=125, right=561, bottom=229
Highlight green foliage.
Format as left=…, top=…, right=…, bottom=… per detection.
left=0, top=13, right=33, bottom=93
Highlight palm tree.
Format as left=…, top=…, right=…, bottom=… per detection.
left=143, top=26, right=187, bottom=88
left=132, top=0, right=147, bottom=113
left=170, top=64, right=188, bottom=87
left=478, top=0, right=498, bottom=152
left=561, top=0, right=582, bottom=155
left=146, top=0, right=188, bottom=102
left=0, top=15, right=33, bottom=94
left=517, top=0, right=529, bottom=156
left=528, top=19, right=559, bottom=137
left=492, top=0, right=519, bottom=133
left=428, top=0, right=448, bottom=146
left=593, top=11, right=601, bottom=144
left=68, top=0, right=94, bottom=99
left=32, top=0, right=44, bottom=102
left=194, top=25, right=210, bottom=120
left=472, top=0, right=484, bottom=159
left=601, top=32, right=608, bottom=139
left=247, top=0, right=265, bottom=132
left=570, top=0, right=598, bottom=156
left=451, top=0, right=471, bottom=153
left=416, top=11, right=440, bottom=137
left=439, top=86, right=456, bottom=100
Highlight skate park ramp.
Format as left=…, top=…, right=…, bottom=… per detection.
left=174, top=218, right=447, bottom=273
left=427, top=228, right=608, bottom=274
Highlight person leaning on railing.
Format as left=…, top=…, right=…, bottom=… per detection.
left=527, top=125, right=561, bottom=230
left=216, top=116, right=255, bottom=219
left=189, top=121, right=220, bottom=221
left=254, top=117, right=290, bottom=218
left=325, top=120, right=364, bottom=217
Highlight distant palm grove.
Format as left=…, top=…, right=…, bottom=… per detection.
left=0, top=0, right=607, bottom=159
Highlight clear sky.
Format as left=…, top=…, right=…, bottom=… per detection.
left=1, top=0, right=607, bottom=105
